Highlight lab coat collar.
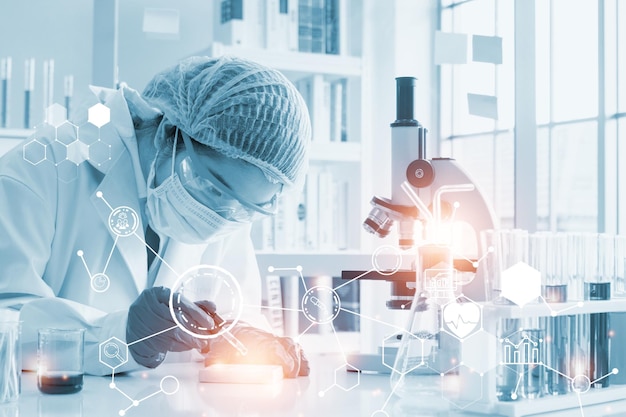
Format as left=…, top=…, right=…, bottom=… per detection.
left=89, top=132, right=149, bottom=294
left=87, top=84, right=161, bottom=199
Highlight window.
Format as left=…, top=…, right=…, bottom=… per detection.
left=440, top=0, right=626, bottom=233
left=440, top=0, right=514, bottom=227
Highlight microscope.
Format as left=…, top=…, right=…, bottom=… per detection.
left=343, top=77, right=499, bottom=373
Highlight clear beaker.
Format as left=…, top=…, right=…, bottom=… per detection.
left=390, top=244, right=452, bottom=399
left=389, top=292, right=440, bottom=399
left=37, top=328, right=85, bottom=394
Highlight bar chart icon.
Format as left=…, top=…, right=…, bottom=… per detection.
left=502, top=335, right=541, bottom=364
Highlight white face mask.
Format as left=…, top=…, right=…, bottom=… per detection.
left=145, top=131, right=245, bottom=245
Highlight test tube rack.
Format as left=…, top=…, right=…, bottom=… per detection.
left=457, top=299, right=626, bottom=416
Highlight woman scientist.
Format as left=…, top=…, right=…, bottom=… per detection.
left=0, top=56, right=311, bottom=377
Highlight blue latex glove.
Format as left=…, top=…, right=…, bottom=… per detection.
left=203, top=324, right=310, bottom=378
left=126, top=286, right=216, bottom=368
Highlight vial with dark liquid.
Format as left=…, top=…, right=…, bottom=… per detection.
left=37, top=329, right=85, bottom=394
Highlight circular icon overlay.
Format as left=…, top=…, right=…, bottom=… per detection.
left=371, top=245, right=403, bottom=276
left=301, top=286, right=341, bottom=324
left=91, top=273, right=111, bottom=293
left=571, top=374, right=591, bottom=394
left=169, top=265, right=243, bottom=339
left=160, top=376, right=180, bottom=396
left=108, top=206, right=139, bottom=237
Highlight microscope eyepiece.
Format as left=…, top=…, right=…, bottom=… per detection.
left=392, top=77, right=419, bottom=127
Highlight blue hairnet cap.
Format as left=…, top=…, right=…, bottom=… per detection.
left=142, top=56, right=311, bottom=188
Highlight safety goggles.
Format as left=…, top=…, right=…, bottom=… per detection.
left=177, top=130, right=279, bottom=222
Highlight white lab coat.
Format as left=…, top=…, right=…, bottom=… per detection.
left=0, top=86, right=264, bottom=375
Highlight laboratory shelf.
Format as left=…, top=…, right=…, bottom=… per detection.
left=0, top=128, right=32, bottom=139
left=0, top=129, right=30, bottom=156
left=481, top=298, right=626, bottom=319
left=197, top=42, right=363, bottom=79
left=464, top=384, right=626, bottom=417
left=255, top=252, right=372, bottom=277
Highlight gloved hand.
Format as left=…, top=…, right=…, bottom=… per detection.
left=203, top=324, right=310, bottom=378
left=126, top=286, right=216, bottom=368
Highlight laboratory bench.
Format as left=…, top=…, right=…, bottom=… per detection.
left=6, top=353, right=626, bottom=417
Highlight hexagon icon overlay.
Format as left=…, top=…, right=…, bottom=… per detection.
left=46, top=103, right=68, bottom=127
left=99, top=337, right=129, bottom=370
left=88, top=103, right=110, bottom=127
left=500, top=262, right=541, bottom=307
left=441, top=296, right=482, bottom=340
left=23, top=139, right=46, bottom=165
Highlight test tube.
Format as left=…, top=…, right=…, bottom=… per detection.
left=1, top=57, right=11, bottom=128
left=496, top=318, right=522, bottom=401
left=585, top=233, right=612, bottom=388
left=530, top=232, right=570, bottom=395
left=485, top=229, right=530, bottom=305
left=42, top=59, right=54, bottom=120
left=613, top=235, right=626, bottom=298
left=519, top=326, right=545, bottom=399
left=64, top=75, right=73, bottom=120
left=479, top=229, right=501, bottom=303
left=23, top=58, right=35, bottom=128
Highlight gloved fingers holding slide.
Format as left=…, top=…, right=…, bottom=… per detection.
left=126, top=286, right=216, bottom=368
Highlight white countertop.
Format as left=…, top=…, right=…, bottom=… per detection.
left=7, top=354, right=626, bottom=417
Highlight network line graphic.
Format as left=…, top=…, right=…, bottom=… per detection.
left=263, top=244, right=621, bottom=417
left=259, top=244, right=472, bottom=417
left=77, top=192, right=247, bottom=416
left=18, top=93, right=622, bottom=417
left=69, top=189, right=618, bottom=417
left=498, top=328, right=619, bottom=414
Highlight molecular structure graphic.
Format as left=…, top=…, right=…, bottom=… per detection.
left=22, top=103, right=115, bottom=182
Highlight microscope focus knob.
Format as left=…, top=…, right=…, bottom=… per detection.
left=406, top=159, right=435, bottom=188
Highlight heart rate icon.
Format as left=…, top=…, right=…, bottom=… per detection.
left=443, top=302, right=480, bottom=339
